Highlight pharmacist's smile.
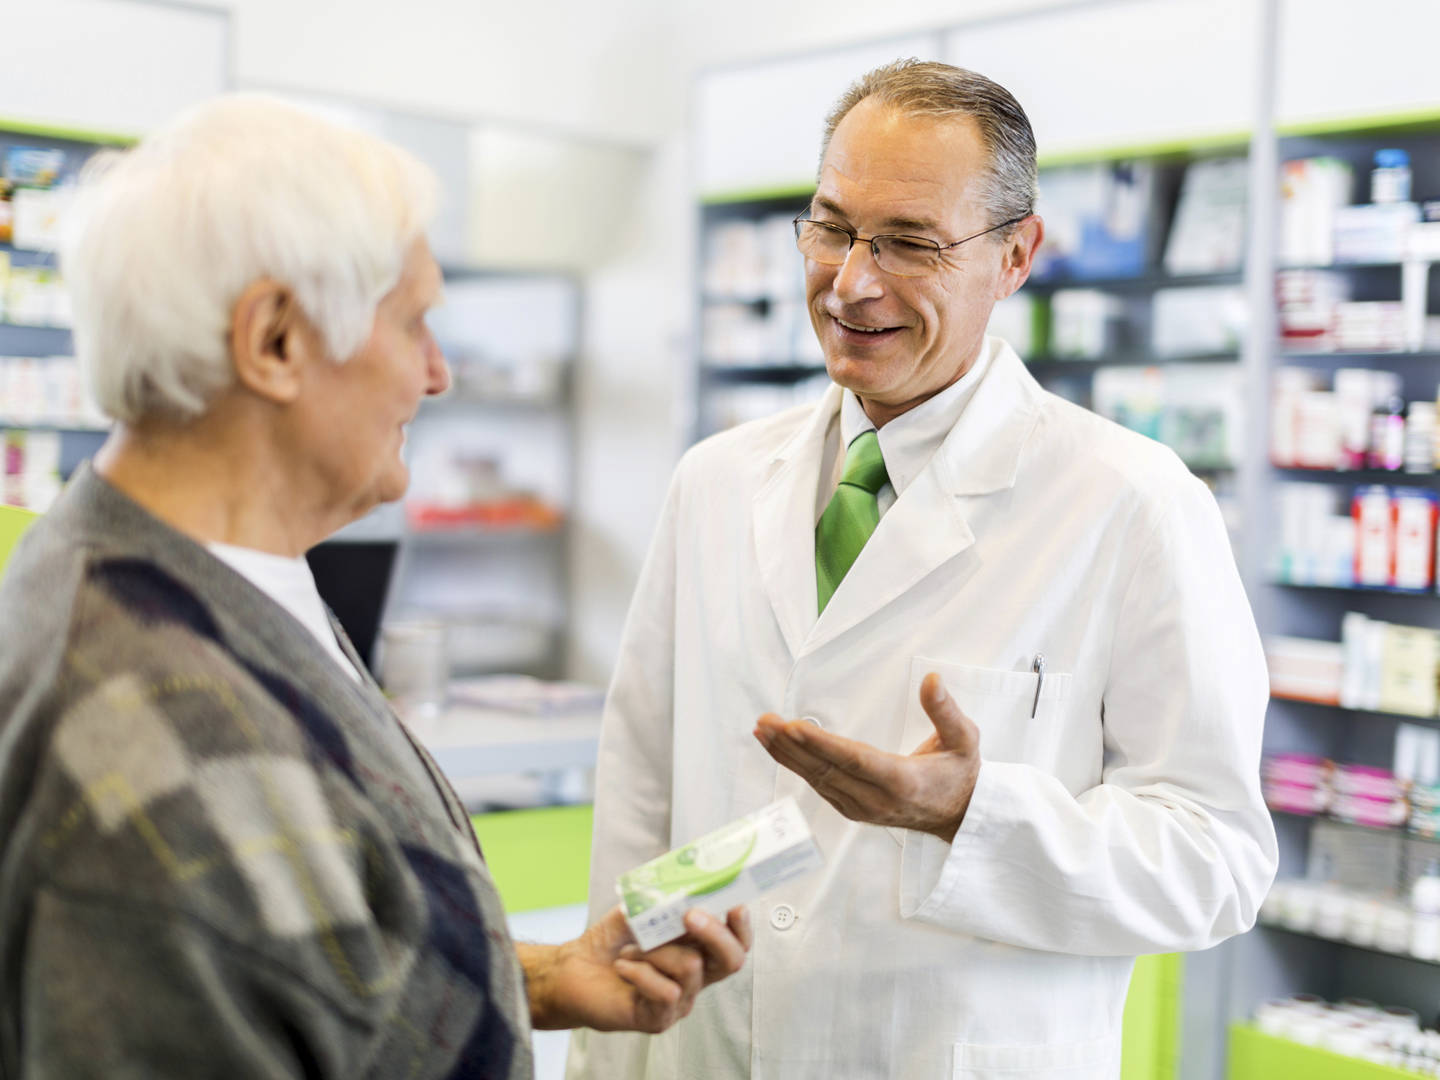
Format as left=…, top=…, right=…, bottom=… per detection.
left=829, top=312, right=908, bottom=345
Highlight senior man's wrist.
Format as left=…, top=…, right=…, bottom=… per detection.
left=516, top=941, right=571, bottom=1030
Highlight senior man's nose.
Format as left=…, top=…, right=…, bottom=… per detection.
left=423, top=329, right=452, bottom=396
left=832, top=240, right=886, bottom=304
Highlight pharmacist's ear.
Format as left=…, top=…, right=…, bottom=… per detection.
left=228, top=278, right=319, bottom=406
left=995, top=215, right=1044, bottom=300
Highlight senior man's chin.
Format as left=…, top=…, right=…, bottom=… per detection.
left=823, top=351, right=910, bottom=400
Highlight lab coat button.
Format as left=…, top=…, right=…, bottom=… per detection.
left=800, top=716, right=823, bottom=729
left=770, top=904, right=796, bottom=930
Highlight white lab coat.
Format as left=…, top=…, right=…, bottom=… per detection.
left=569, top=338, right=1277, bottom=1080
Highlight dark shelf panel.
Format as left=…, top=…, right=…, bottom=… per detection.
left=1275, top=467, right=1440, bottom=482
left=1021, top=270, right=1244, bottom=293
left=1278, top=350, right=1440, bottom=361
left=1025, top=352, right=1239, bottom=368
left=1275, top=581, right=1438, bottom=598
left=1258, top=922, right=1440, bottom=968
left=700, top=363, right=828, bottom=384
left=0, top=324, right=71, bottom=355
left=1271, top=693, right=1439, bottom=724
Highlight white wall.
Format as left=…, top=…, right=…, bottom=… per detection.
left=567, top=136, right=694, bottom=683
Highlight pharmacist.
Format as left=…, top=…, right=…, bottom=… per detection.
left=0, top=97, right=750, bottom=1079
left=573, top=60, right=1277, bottom=1080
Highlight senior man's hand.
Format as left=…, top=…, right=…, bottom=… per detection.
left=753, top=672, right=981, bottom=843
left=519, top=904, right=752, bottom=1033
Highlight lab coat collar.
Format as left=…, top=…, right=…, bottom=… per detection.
left=753, top=338, right=1044, bottom=659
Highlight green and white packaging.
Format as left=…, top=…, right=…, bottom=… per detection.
left=618, top=796, right=823, bottom=951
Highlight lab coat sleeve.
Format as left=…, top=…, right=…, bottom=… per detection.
left=565, top=474, right=682, bottom=1080
left=901, top=476, right=1278, bottom=955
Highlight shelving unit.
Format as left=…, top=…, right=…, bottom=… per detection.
left=323, top=271, right=581, bottom=681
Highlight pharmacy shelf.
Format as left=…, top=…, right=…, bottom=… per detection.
left=0, top=325, right=71, bottom=354
left=1271, top=692, right=1440, bottom=724
left=1270, top=808, right=1411, bottom=839
left=1275, top=468, right=1440, bottom=482
left=1024, top=352, right=1240, bottom=369
left=1257, top=922, right=1440, bottom=970
left=1229, top=1023, right=1412, bottom=1079
left=1022, top=270, right=1245, bottom=293
left=699, top=362, right=827, bottom=384
left=415, top=705, right=601, bottom=779
left=1275, top=582, right=1438, bottom=599
left=1280, top=350, right=1440, bottom=362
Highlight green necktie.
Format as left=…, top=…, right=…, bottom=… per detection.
left=816, top=430, right=890, bottom=613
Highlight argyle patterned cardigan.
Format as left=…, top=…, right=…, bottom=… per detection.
left=0, top=465, right=532, bottom=1079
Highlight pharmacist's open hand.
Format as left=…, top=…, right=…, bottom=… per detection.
left=521, top=904, right=751, bottom=1033
left=753, top=672, right=981, bottom=844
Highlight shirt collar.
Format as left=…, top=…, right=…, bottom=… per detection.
left=838, top=342, right=996, bottom=498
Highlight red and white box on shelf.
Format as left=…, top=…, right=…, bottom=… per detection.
left=1265, top=635, right=1344, bottom=704
left=1351, top=485, right=1438, bottom=592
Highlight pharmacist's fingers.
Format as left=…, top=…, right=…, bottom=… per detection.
left=681, top=908, right=750, bottom=984
left=754, top=723, right=896, bottom=807
left=758, top=717, right=906, bottom=786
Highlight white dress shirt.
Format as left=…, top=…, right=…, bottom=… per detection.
left=208, top=542, right=363, bottom=683
left=815, top=342, right=996, bottom=523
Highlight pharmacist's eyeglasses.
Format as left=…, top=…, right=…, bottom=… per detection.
left=793, top=213, right=1025, bottom=277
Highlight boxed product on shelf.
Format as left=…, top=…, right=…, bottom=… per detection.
left=1334, top=300, right=1407, bottom=352
left=1048, top=289, right=1122, bottom=358
left=1271, top=482, right=1354, bottom=585
left=4, top=146, right=65, bottom=189
left=0, top=356, right=102, bottom=428
left=1279, top=157, right=1354, bottom=267
left=1276, top=268, right=1350, bottom=351
left=1333, top=202, right=1421, bottom=265
left=702, top=215, right=803, bottom=301
left=5, top=266, right=70, bottom=328
left=10, top=187, right=70, bottom=253
left=701, top=301, right=798, bottom=366
left=1150, top=285, right=1246, bottom=357
left=1092, top=362, right=1242, bottom=467
left=1264, top=636, right=1343, bottom=703
left=1, top=428, right=60, bottom=512
left=1331, top=765, right=1409, bottom=828
left=1162, top=156, right=1248, bottom=276
left=1030, top=161, right=1151, bottom=281
left=1340, top=612, right=1440, bottom=715
left=1270, top=366, right=1411, bottom=469
left=984, top=293, right=1037, bottom=358
left=1261, top=751, right=1332, bottom=813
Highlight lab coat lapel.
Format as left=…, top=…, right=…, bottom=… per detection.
left=800, top=344, right=1045, bottom=656
left=752, top=383, right=843, bottom=658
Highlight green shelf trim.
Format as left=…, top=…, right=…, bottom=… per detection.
left=0, top=505, right=38, bottom=579
left=1122, top=953, right=1184, bottom=1080
left=1229, top=1024, right=1411, bottom=1079
left=472, top=804, right=593, bottom=914
left=1036, top=130, right=1251, bottom=169
left=1279, top=105, right=1440, bottom=140
left=0, top=116, right=137, bottom=147
left=700, top=184, right=815, bottom=207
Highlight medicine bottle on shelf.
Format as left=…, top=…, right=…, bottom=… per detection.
left=1370, top=396, right=1406, bottom=471
left=1405, top=401, right=1436, bottom=474
left=1373, top=149, right=1413, bottom=205
left=1410, top=863, right=1440, bottom=961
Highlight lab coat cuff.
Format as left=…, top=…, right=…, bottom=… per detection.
left=899, top=758, right=1001, bottom=923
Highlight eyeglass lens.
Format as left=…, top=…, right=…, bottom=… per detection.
left=794, top=221, right=940, bottom=277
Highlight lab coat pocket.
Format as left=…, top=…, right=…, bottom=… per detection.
left=953, top=1030, right=1120, bottom=1079
left=901, top=656, right=1073, bottom=763
left=887, top=658, right=1072, bottom=847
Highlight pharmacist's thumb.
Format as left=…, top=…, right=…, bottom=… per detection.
left=918, top=673, right=979, bottom=754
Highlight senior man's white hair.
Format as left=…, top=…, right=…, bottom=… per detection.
left=60, top=94, right=438, bottom=424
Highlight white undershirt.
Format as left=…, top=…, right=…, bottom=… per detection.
left=208, top=542, right=363, bottom=683
left=816, top=340, right=996, bottom=524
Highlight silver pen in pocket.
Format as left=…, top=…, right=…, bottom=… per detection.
left=1031, top=654, right=1045, bottom=718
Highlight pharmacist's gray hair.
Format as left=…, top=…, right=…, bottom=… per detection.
left=821, top=59, right=1038, bottom=238
left=60, top=94, right=437, bottom=424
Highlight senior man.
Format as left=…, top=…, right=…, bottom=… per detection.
left=573, top=60, right=1277, bottom=1080
left=0, top=97, right=750, bottom=1079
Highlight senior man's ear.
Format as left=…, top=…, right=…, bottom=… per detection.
left=229, top=279, right=318, bottom=406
